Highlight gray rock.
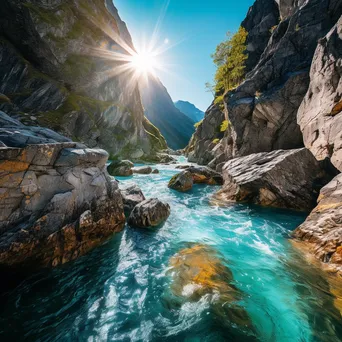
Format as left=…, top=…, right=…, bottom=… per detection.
left=152, top=169, right=160, bottom=174
left=223, top=0, right=342, bottom=159
left=242, top=0, right=280, bottom=72
left=0, top=1, right=166, bottom=160
left=169, top=166, right=223, bottom=192
left=298, top=18, right=342, bottom=172
left=132, top=166, right=153, bottom=174
left=107, top=160, right=133, bottom=177
left=128, top=198, right=170, bottom=228
left=215, top=148, right=327, bottom=211
left=293, top=173, right=342, bottom=274
left=120, top=184, right=146, bottom=215
left=185, top=103, right=225, bottom=165
left=168, top=171, right=194, bottom=192
left=0, top=143, right=125, bottom=269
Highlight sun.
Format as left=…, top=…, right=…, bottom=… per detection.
left=129, top=51, right=159, bottom=74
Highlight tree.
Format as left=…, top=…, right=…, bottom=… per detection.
left=209, top=27, right=248, bottom=104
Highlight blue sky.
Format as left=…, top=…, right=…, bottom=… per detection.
left=114, top=0, right=254, bottom=112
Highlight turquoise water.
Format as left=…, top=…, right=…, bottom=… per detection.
left=1, top=158, right=342, bottom=341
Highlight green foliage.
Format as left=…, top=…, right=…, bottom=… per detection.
left=220, top=120, right=229, bottom=132
left=212, top=138, right=220, bottom=144
left=210, top=27, right=248, bottom=104
left=295, top=24, right=300, bottom=32
left=194, top=119, right=203, bottom=128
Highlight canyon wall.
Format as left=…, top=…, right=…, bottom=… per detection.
left=0, top=0, right=166, bottom=160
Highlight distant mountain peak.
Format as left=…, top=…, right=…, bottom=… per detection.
left=174, top=100, right=205, bottom=123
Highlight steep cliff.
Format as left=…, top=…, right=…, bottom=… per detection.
left=140, top=76, right=195, bottom=150
left=0, top=0, right=166, bottom=160
left=224, top=0, right=342, bottom=159
left=298, top=17, right=342, bottom=172
left=187, top=0, right=280, bottom=165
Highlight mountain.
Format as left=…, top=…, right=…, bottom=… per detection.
left=0, top=0, right=166, bottom=160
left=140, top=76, right=195, bottom=150
left=174, top=101, right=205, bottom=123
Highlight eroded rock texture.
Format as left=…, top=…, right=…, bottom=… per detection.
left=299, top=18, right=342, bottom=172
left=225, top=0, right=342, bottom=159
left=185, top=103, right=226, bottom=165
left=0, top=0, right=166, bottom=160
left=294, top=174, right=342, bottom=274
left=128, top=198, right=170, bottom=228
left=0, top=144, right=125, bottom=269
left=215, top=148, right=327, bottom=211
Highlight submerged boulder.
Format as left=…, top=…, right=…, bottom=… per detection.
left=120, top=184, right=146, bottom=215
left=215, top=148, right=327, bottom=211
left=0, top=144, right=126, bottom=269
left=164, top=244, right=256, bottom=340
left=293, top=173, right=342, bottom=274
left=132, top=166, right=153, bottom=174
left=152, top=169, right=160, bottom=174
left=168, top=171, right=193, bottom=192
left=168, top=166, right=223, bottom=192
left=107, top=160, right=133, bottom=177
left=128, top=198, right=170, bottom=228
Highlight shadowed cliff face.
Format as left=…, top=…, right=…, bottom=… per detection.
left=141, top=75, right=195, bottom=150
left=0, top=0, right=166, bottom=160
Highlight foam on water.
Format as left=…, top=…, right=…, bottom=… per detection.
left=0, top=158, right=342, bottom=341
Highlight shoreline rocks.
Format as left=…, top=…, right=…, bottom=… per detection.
left=128, top=198, right=170, bottom=228
left=293, top=173, right=342, bottom=274
left=215, top=148, right=328, bottom=211
left=107, top=160, right=133, bottom=177
left=168, top=166, right=224, bottom=192
left=120, top=184, right=146, bottom=215
left=132, top=166, right=152, bottom=174
left=0, top=143, right=126, bottom=270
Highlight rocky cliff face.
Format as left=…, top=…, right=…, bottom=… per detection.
left=0, top=141, right=125, bottom=270
left=141, top=76, right=195, bottom=150
left=298, top=17, right=342, bottom=172
left=0, top=0, right=166, bottom=160
left=189, top=0, right=342, bottom=166
left=293, top=18, right=342, bottom=275
left=225, top=0, right=342, bottom=159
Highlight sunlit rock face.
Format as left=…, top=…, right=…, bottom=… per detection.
left=298, top=18, right=342, bottom=172
left=293, top=173, right=342, bottom=275
left=164, top=244, right=257, bottom=341
left=0, top=0, right=166, bottom=160
left=225, top=0, right=342, bottom=159
left=0, top=143, right=125, bottom=269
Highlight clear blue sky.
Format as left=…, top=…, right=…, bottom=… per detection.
left=114, top=0, right=254, bottom=112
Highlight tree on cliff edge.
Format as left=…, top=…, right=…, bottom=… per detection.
left=208, top=27, right=248, bottom=106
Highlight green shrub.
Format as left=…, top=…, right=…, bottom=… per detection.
left=194, top=119, right=203, bottom=128
left=220, top=120, right=229, bottom=132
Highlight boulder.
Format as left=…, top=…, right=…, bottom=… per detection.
left=215, top=148, right=328, bottom=211
left=298, top=18, right=342, bottom=172
left=293, top=173, right=342, bottom=274
left=169, top=166, right=224, bottom=192
left=0, top=144, right=126, bottom=269
left=132, top=166, right=153, bottom=174
left=187, top=166, right=224, bottom=185
left=128, top=198, right=170, bottom=228
left=175, top=165, right=191, bottom=170
left=152, top=169, right=159, bottom=174
left=120, top=184, right=146, bottom=215
left=168, top=171, right=194, bottom=192
left=164, top=244, right=256, bottom=340
left=107, top=160, right=133, bottom=177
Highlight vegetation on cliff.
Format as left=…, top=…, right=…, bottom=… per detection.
left=206, top=27, right=248, bottom=106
